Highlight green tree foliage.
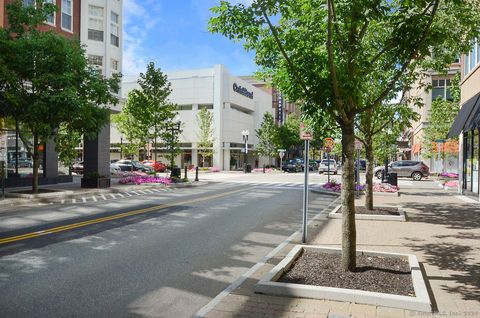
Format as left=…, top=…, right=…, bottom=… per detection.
left=164, top=120, right=183, bottom=170
left=56, top=123, right=81, bottom=175
left=423, top=73, right=461, bottom=159
left=277, top=113, right=301, bottom=158
left=209, top=0, right=480, bottom=271
left=119, top=62, right=178, bottom=163
left=0, top=1, right=120, bottom=193
left=196, top=107, right=215, bottom=167
left=357, top=100, right=419, bottom=210
left=255, top=112, right=279, bottom=165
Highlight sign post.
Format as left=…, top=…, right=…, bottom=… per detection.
left=435, top=139, right=446, bottom=173
left=324, top=138, right=334, bottom=184
left=300, top=123, right=313, bottom=243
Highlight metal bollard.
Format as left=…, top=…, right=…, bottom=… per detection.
left=184, top=166, right=187, bottom=179
left=195, top=166, right=199, bottom=182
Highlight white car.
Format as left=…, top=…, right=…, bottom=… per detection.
left=318, top=159, right=337, bottom=174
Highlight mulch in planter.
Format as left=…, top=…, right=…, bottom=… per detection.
left=355, top=206, right=400, bottom=215
left=279, top=250, right=415, bottom=296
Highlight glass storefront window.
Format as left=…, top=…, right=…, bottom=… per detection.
left=465, top=131, right=472, bottom=191
left=473, top=130, right=479, bottom=193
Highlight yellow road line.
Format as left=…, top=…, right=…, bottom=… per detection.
left=0, top=188, right=246, bottom=245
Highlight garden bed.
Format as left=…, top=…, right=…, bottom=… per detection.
left=329, top=204, right=406, bottom=221
left=255, top=245, right=431, bottom=312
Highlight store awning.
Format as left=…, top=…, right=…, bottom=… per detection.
left=448, top=92, right=480, bottom=138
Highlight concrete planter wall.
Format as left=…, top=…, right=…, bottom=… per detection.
left=255, top=245, right=431, bottom=312
left=81, top=177, right=111, bottom=188
left=328, top=204, right=407, bottom=221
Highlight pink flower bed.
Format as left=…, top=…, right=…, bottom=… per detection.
left=373, top=183, right=399, bottom=192
left=119, top=176, right=172, bottom=185
left=321, top=181, right=365, bottom=192
left=113, top=171, right=148, bottom=178
left=253, top=168, right=274, bottom=173
left=444, top=180, right=458, bottom=188
left=440, top=172, right=459, bottom=178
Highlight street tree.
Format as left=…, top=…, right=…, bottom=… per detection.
left=123, top=62, right=177, bottom=162
left=163, top=119, right=183, bottom=172
left=209, top=0, right=480, bottom=271
left=56, top=123, right=82, bottom=175
left=356, top=99, right=419, bottom=210
left=255, top=112, right=279, bottom=166
left=0, top=1, right=120, bottom=193
left=196, top=107, right=215, bottom=167
left=277, top=113, right=301, bottom=159
left=111, top=105, right=148, bottom=161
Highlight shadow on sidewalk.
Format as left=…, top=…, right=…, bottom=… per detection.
left=402, top=199, right=480, bottom=302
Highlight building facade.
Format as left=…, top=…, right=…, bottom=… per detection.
left=119, top=65, right=275, bottom=171
left=449, top=39, right=480, bottom=197
left=406, top=61, right=461, bottom=172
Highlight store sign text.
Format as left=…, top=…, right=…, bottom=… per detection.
left=233, top=83, right=253, bottom=99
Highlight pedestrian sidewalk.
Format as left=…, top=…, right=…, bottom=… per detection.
left=202, top=182, right=480, bottom=317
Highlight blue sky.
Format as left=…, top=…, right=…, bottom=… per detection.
left=123, top=0, right=256, bottom=77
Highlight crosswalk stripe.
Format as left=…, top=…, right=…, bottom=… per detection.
left=101, top=194, right=107, bottom=200
left=92, top=196, right=98, bottom=202
left=109, top=194, right=116, bottom=199
left=82, top=197, right=87, bottom=203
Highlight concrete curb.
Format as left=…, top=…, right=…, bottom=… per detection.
left=310, top=188, right=340, bottom=196
left=255, top=245, right=432, bottom=312
left=328, top=204, right=407, bottom=221
left=374, top=191, right=400, bottom=197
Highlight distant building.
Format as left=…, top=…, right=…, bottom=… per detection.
left=239, top=76, right=300, bottom=126
left=406, top=60, right=461, bottom=171
left=448, top=39, right=480, bottom=197
left=119, top=65, right=275, bottom=170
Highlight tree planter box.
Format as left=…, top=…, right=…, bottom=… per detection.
left=255, top=245, right=431, bottom=312
left=328, top=204, right=406, bottom=221
left=81, top=177, right=110, bottom=188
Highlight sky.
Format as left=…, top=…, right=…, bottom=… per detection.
left=122, top=0, right=256, bottom=78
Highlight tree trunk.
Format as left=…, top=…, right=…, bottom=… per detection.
left=32, top=135, right=40, bottom=194
left=341, top=120, right=356, bottom=272
left=365, top=136, right=374, bottom=210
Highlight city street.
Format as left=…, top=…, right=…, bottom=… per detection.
left=0, top=173, right=337, bottom=318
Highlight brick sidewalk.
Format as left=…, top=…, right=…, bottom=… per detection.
left=202, top=185, right=480, bottom=318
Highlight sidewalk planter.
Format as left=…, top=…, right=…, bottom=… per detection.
left=81, top=177, right=111, bottom=189
left=255, top=245, right=431, bottom=312
left=328, top=204, right=406, bottom=221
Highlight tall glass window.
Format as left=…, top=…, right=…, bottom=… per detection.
left=473, top=130, right=479, bottom=193
left=465, top=131, right=472, bottom=191
left=61, top=0, right=72, bottom=31
left=88, top=5, right=104, bottom=42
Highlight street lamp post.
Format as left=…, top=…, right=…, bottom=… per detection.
left=242, top=130, right=249, bottom=173
left=120, top=136, right=123, bottom=159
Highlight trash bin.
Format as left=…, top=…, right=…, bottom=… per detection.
left=388, top=172, right=398, bottom=186
left=246, top=164, right=252, bottom=173
left=171, top=167, right=181, bottom=178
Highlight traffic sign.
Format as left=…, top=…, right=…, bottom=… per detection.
left=277, top=149, right=286, bottom=152
left=324, top=137, right=335, bottom=149
left=300, top=123, right=313, bottom=140
left=354, top=139, right=363, bottom=150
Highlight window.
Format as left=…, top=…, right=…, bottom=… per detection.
left=110, top=12, right=119, bottom=47
left=111, top=59, right=118, bottom=71
left=61, top=0, right=72, bottom=31
left=431, top=78, right=452, bottom=102
left=88, top=5, right=104, bottom=42
left=198, top=104, right=213, bottom=110
left=87, top=54, right=103, bottom=68
left=465, top=39, right=480, bottom=76
left=176, top=105, right=193, bottom=111
left=45, top=0, right=55, bottom=25
left=23, top=0, right=35, bottom=6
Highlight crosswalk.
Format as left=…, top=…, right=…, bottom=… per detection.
left=50, top=187, right=177, bottom=205
left=214, top=180, right=322, bottom=189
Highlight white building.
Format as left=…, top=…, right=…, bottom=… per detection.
left=80, top=0, right=123, bottom=109
left=119, top=64, right=274, bottom=171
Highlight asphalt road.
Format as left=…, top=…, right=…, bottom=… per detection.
left=0, top=181, right=336, bottom=318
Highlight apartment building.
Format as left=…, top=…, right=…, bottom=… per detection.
left=448, top=40, right=480, bottom=197
left=119, top=65, right=275, bottom=171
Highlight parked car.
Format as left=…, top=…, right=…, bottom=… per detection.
left=282, top=159, right=302, bottom=173
left=142, top=160, right=167, bottom=172
left=110, top=163, right=121, bottom=174
left=374, top=160, right=429, bottom=181
left=318, top=159, right=338, bottom=174
left=7, top=158, right=33, bottom=168
left=72, top=161, right=83, bottom=174
left=113, top=159, right=152, bottom=172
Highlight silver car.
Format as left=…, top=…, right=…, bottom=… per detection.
left=374, top=160, right=429, bottom=181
